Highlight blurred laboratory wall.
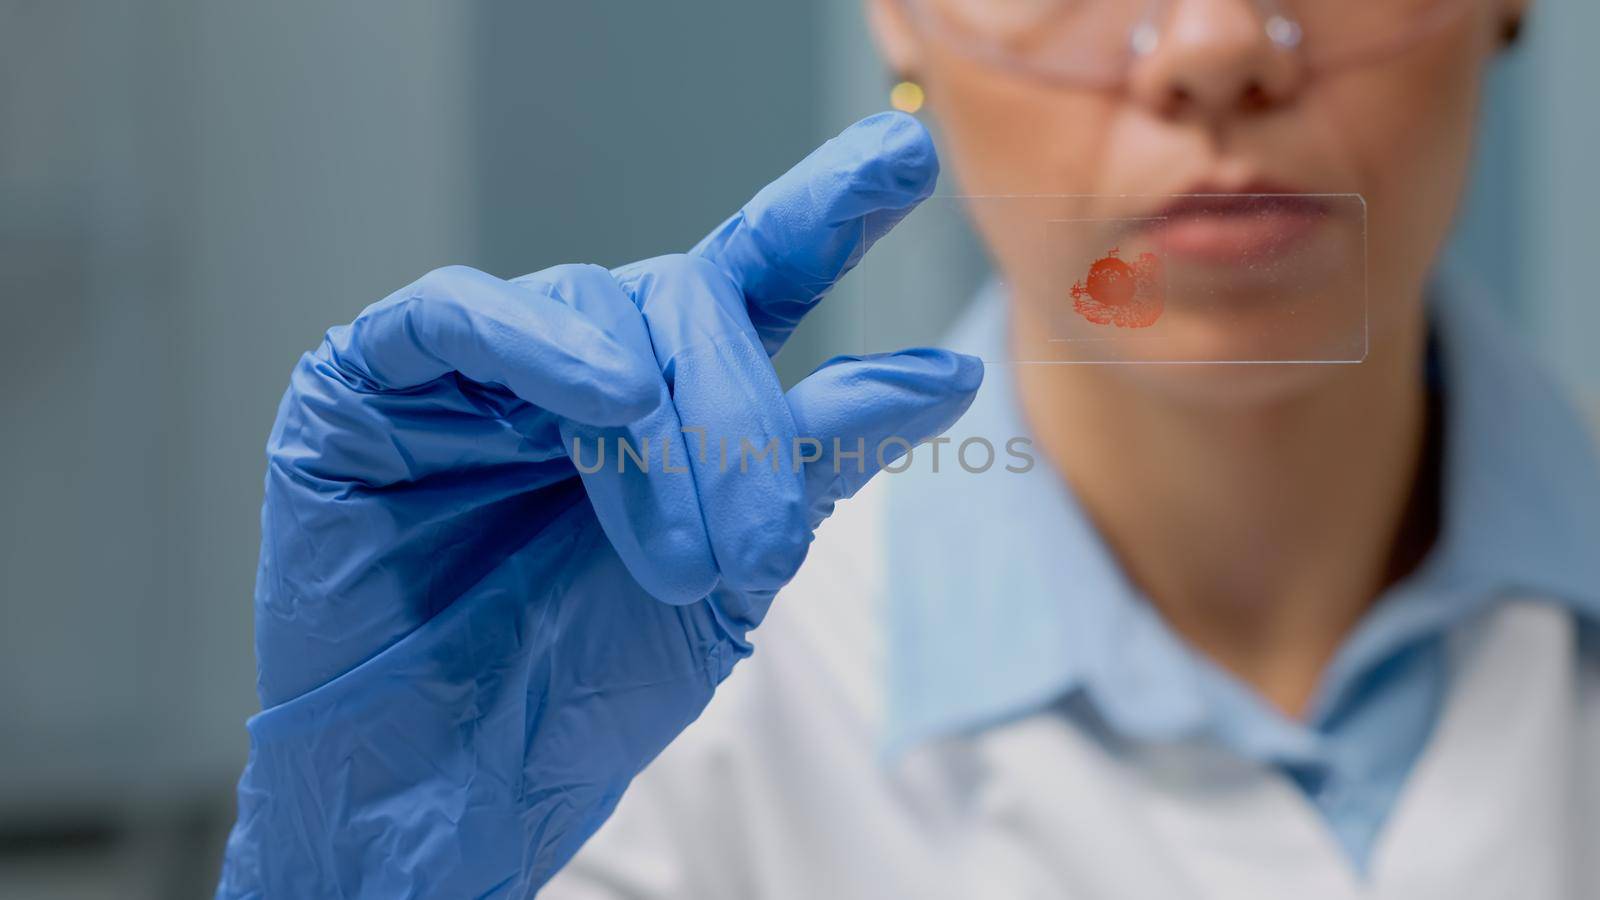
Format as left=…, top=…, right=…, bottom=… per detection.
left=1, top=1, right=1595, bottom=898
left=0, top=2, right=818, bottom=897
left=1518, top=1, right=1600, bottom=391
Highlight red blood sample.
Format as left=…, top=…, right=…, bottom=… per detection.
left=1070, top=248, right=1163, bottom=328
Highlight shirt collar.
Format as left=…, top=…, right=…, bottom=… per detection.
left=1421, top=270, right=1600, bottom=602
left=881, top=274, right=1600, bottom=757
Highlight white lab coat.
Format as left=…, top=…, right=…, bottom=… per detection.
left=544, top=476, right=1600, bottom=899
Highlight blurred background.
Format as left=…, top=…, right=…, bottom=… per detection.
left=0, top=1, right=1595, bottom=896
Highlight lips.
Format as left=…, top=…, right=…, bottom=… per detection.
left=1133, top=187, right=1331, bottom=264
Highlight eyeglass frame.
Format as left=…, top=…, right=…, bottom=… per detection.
left=898, top=0, right=1478, bottom=89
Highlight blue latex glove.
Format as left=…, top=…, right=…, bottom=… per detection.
left=216, top=112, right=982, bottom=898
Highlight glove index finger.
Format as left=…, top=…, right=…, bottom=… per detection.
left=338, top=265, right=659, bottom=427
left=691, top=112, right=939, bottom=356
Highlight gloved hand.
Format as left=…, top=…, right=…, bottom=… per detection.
left=216, top=112, right=982, bottom=898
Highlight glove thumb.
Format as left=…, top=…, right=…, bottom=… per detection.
left=786, top=349, right=983, bottom=530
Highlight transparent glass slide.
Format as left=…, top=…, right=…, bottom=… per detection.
left=842, top=194, right=1367, bottom=364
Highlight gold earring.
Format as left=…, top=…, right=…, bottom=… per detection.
left=890, top=79, right=926, bottom=114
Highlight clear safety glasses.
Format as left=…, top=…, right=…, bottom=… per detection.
left=902, top=0, right=1473, bottom=87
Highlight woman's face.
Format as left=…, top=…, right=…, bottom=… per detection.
left=870, top=0, right=1522, bottom=389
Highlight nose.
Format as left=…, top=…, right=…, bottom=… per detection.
left=1126, top=0, right=1302, bottom=122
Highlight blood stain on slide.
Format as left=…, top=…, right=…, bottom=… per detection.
left=1070, top=248, right=1163, bottom=328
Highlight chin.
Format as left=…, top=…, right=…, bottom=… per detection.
left=1105, top=357, right=1357, bottom=409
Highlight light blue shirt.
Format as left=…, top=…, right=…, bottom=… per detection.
left=881, top=273, right=1600, bottom=870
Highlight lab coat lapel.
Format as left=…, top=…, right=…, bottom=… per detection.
left=1373, top=601, right=1578, bottom=898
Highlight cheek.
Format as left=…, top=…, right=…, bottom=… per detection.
left=921, top=48, right=1132, bottom=318
left=923, top=47, right=1120, bottom=196
left=1310, top=20, right=1490, bottom=325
